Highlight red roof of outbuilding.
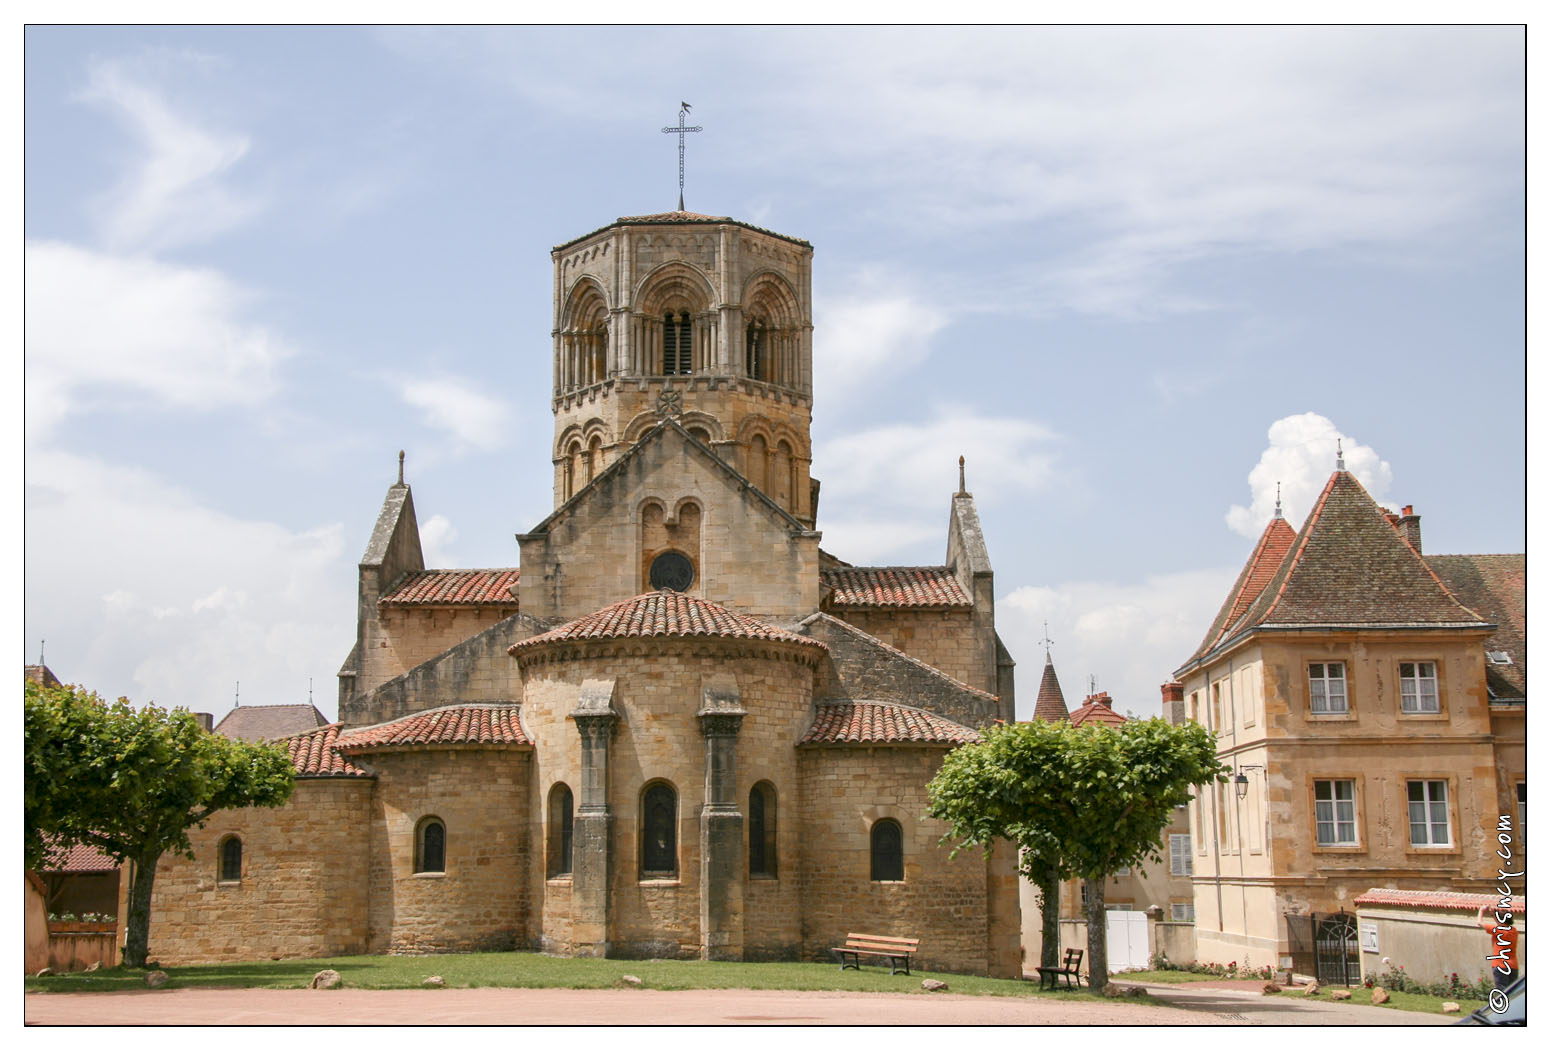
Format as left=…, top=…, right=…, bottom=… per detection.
left=41, top=839, right=118, bottom=873
left=822, top=566, right=972, bottom=609
left=1353, top=888, right=1524, bottom=914
left=379, top=569, right=520, bottom=607
left=282, top=724, right=370, bottom=778
left=800, top=701, right=981, bottom=746
left=337, top=704, right=530, bottom=753
left=1068, top=693, right=1128, bottom=727
left=511, top=591, right=826, bottom=653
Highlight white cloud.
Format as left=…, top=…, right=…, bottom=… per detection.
left=418, top=514, right=459, bottom=568
left=24, top=450, right=352, bottom=720
left=813, top=285, right=948, bottom=394
left=809, top=519, right=942, bottom=566
left=80, top=54, right=259, bottom=251
left=395, top=374, right=513, bottom=452
left=999, top=567, right=1240, bottom=720
left=1224, top=412, right=1393, bottom=538
left=24, top=241, right=291, bottom=439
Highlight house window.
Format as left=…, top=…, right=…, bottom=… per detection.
left=1399, top=662, right=1439, bottom=713
left=1169, top=834, right=1193, bottom=876
left=641, top=782, right=678, bottom=877
left=1308, top=663, right=1348, bottom=714
left=1407, top=780, right=1451, bottom=846
left=870, top=819, right=903, bottom=881
left=415, top=817, right=446, bottom=874
left=548, top=783, right=574, bottom=878
left=663, top=312, right=693, bottom=375
left=1171, top=902, right=1195, bottom=922
left=218, top=836, right=242, bottom=882
left=1314, top=780, right=1358, bottom=846
left=749, top=781, right=778, bottom=878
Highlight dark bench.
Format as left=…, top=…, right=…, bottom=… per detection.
left=1035, top=948, right=1084, bottom=990
left=831, top=933, right=921, bottom=976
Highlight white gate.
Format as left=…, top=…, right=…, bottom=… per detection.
left=1105, top=910, right=1150, bottom=972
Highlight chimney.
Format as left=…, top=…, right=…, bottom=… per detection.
left=1086, top=691, right=1112, bottom=709
left=1160, top=680, right=1185, bottom=725
left=194, top=712, right=213, bottom=733
left=1396, top=505, right=1421, bottom=553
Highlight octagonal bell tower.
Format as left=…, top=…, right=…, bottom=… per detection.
left=550, top=212, right=816, bottom=525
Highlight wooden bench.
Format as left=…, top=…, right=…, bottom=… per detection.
left=831, top=933, right=921, bottom=976
left=1035, top=948, right=1084, bottom=990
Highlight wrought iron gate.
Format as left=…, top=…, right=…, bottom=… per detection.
left=1314, top=913, right=1360, bottom=986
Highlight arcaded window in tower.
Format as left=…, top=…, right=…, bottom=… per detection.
left=559, top=279, right=609, bottom=393
left=564, top=440, right=583, bottom=500
left=745, top=319, right=765, bottom=380
left=741, top=273, right=803, bottom=389
left=586, top=436, right=602, bottom=483
left=663, top=311, right=693, bottom=375
left=641, top=781, right=678, bottom=878
left=749, top=782, right=778, bottom=878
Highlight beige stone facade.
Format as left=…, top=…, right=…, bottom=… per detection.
left=149, top=211, right=1021, bottom=976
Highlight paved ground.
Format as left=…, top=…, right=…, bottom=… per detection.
left=24, top=981, right=1452, bottom=1026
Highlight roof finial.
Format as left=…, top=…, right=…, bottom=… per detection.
left=1274, top=482, right=1283, bottom=520
left=398, top=449, right=405, bottom=485
left=661, top=102, right=703, bottom=212
left=235, top=681, right=240, bottom=708
left=308, top=677, right=313, bottom=704
left=1336, top=438, right=1345, bottom=471
left=1040, top=621, right=1054, bottom=658
left=958, top=455, right=966, bottom=495
left=38, top=638, right=44, bottom=665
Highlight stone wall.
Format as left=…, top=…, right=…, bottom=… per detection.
left=361, top=747, right=533, bottom=954
left=833, top=608, right=988, bottom=697
left=149, top=778, right=374, bottom=965
left=359, top=606, right=517, bottom=696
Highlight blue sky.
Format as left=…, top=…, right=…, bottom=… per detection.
left=23, top=26, right=1525, bottom=723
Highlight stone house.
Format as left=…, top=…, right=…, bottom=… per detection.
left=146, top=210, right=1022, bottom=976
left=1172, top=461, right=1525, bottom=982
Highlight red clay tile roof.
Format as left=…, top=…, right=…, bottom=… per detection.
left=1353, top=888, right=1524, bottom=914
left=25, top=664, right=62, bottom=687
left=1189, top=515, right=1298, bottom=661
left=282, top=724, right=370, bottom=778
left=1069, top=693, right=1128, bottom=727
left=1426, top=554, right=1525, bottom=700
left=337, top=704, right=530, bottom=753
left=41, top=839, right=118, bottom=873
left=1032, top=655, right=1070, bottom=723
left=379, top=569, right=520, bottom=607
left=821, top=566, right=972, bottom=609
left=214, top=704, right=329, bottom=742
left=511, top=590, right=827, bottom=653
left=800, top=701, right=982, bottom=746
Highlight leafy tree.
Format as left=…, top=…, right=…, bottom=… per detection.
left=927, top=716, right=1224, bottom=991
left=24, top=678, right=296, bottom=967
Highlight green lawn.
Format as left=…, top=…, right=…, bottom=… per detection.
left=1112, top=969, right=1233, bottom=984
left=25, top=952, right=1154, bottom=1003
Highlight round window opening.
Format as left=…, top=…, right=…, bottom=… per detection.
left=650, top=550, right=696, bottom=592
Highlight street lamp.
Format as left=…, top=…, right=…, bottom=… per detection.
left=1234, top=773, right=1250, bottom=800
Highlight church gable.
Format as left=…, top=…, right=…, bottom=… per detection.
left=517, top=418, right=820, bottom=623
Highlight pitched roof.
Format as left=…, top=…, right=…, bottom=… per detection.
left=337, top=704, right=530, bottom=753
left=1426, top=554, right=1526, bottom=700
left=554, top=213, right=811, bottom=251
left=282, top=724, right=370, bottom=778
left=1068, top=693, right=1128, bottom=727
left=41, top=839, right=118, bottom=873
left=511, top=590, right=827, bottom=653
left=1353, top=888, right=1524, bottom=914
left=1181, top=472, right=1489, bottom=672
left=379, top=568, right=520, bottom=607
left=1188, top=515, right=1298, bottom=661
left=25, top=664, right=61, bottom=687
left=1031, top=655, right=1070, bottom=723
left=821, top=566, right=972, bottom=609
left=214, top=704, right=329, bottom=742
left=799, top=701, right=981, bottom=746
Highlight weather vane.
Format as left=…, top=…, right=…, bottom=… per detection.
left=661, top=102, right=703, bottom=212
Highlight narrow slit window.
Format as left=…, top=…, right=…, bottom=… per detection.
left=416, top=818, right=446, bottom=874
left=219, top=836, right=242, bottom=882
left=870, top=819, right=903, bottom=881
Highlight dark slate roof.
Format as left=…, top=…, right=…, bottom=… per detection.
left=1427, top=554, right=1526, bottom=700
left=1187, top=515, right=1298, bottom=662
left=338, top=704, right=530, bottom=753
left=511, top=590, right=827, bottom=653
left=214, top=704, right=330, bottom=742
left=821, top=566, right=972, bottom=609
left=1069, top=693, right=1128, bottom=727
left=379, top=568, right=520, bottom=607
left=1182, top=472, right=1489, bottom=673
left=1031, top=655, right=1070, bottom=723
left=800, top=701, right=981, bottom=746
left=282, top=724, right=370, bottom=778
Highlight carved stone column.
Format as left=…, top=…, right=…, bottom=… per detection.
left=571, top=678, right=617, bottom=957
left=697, top=679, right=746, bottom=961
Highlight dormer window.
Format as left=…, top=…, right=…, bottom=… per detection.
left=1488, top=650, right=1513, bottom=665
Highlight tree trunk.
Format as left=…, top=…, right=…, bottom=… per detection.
left=1034, top=865, right=1061, bottom=970
left=1085, top=877, right=1108, bottom=992
left=123, top=853, right=160, bottom=969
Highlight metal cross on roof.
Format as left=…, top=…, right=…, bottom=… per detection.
left=661, top=102, right=703, bottom=212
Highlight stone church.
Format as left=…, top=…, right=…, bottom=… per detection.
left=147, top=210, right=1022, bottom=977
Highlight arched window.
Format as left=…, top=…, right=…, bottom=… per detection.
left=548, top=784, right=574, bottom=878
left=749, top=433, right=769, bottom=493
left=687, top=426, right=711, bottom=445
left=663, top=312, right=693, bottom=375
left=416, top=817, right=446, bottom=874
left=218, top=836, right=242, bottom=882
left=640, top=782, right=678, bottom=878
left=745, top=319, right=765, bottom=380
left=749, top=782, right=778, bottom=878
left=870, top=819, right=903, bottom=881
left=586, top=436, right=602, bottom=483
left=565, top=441, right=583, bottom=500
